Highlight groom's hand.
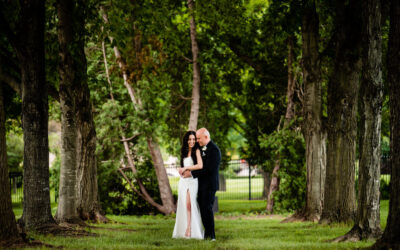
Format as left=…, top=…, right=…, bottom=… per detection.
left=178, top=168, right=185, bottom=176
left=182, top=170, right=192, bottom=178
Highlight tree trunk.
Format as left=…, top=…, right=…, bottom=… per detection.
left=288, top=0, right=326, bottom=222
left=146, top=137, right=176, bottom=214
left=261, top=170, right=271, bottom=198
left=320, top=0, right=362, bottom=224
left=17, top=0, right=56, bottom=230
left=55, top=0, right=80, bottom=224
left=284, top=36, right=296, bottom=126
left=266, top=36, right=297, bottom=213
left=56, top=0, right=105, bottom=223
left=373, top=0, right=400, bottom=248
left=187, top=0, right=200, bottom=131
left=335, top=0, right=383, bottom=241
left=0, top=85, right=21, bottom=244
left=75, top=51, right=105, bottom=222
left=219, top=174, right=226, bottom=192
left=266, top=160, right=280, bottom=212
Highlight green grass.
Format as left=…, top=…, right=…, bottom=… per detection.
left=13, top=200, right=389, bottom=249
left=10, top=186, right=23, bottom=203
left=169, top=176, right=264, bottom=200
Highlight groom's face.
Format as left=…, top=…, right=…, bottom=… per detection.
left=196, top=131, right=207, bottom=146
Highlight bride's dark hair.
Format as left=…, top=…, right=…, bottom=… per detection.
left=180, top=131, right=199, bottom=168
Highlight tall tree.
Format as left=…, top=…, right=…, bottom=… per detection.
left=0, top=84, right=22, bottom=245
left=73, top=2, right=106, bottom=223
left=292, top=0, right=326, bottom=222
left=320, top=0, right=362, bottom=224
left=55, top=0, right=81, bottom=223
left=56, top=0, right=106, bottom=223
left=335, top=0, right=383, bottom=241
left=0, top=0, right=57, bottom=230
left=374, top=0, right=400, bottom=248
left=187, top=0, right=200, bottom=131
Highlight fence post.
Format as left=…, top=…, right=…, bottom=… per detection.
left=249, top=163, right=251, bottom=200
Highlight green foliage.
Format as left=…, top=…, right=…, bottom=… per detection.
left=381, top=136, right=390, bottom=157
left=195, top=0, right=301, bottom=166
left=87, top=76, right=163, bottom=214
left=380, top=176, right=390, bottom=200
left=6, top=131, right=23, bottom=172
left=86, top=35, right=164, bottom=214
left=48, top=132, right=61, bottom=201
left=97, top=137, right=161, bottom=215
left=260, top=125, right=306, bottom=212
left=379, top=136, right=390, bottom=200
left=2, top=85, right=21, bottom=132
left=49, top=152, right=60, bottom=202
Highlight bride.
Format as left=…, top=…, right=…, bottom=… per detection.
left=172, top=131, right=204, bottom=239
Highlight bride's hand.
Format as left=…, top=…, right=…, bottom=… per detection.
left=182, top=170, right=192, bottom=178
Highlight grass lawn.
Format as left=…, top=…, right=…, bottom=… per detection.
left=13, top=200, right=389, bottom=249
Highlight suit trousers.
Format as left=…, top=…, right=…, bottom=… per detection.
left=197, top=188, right=216, bottom=239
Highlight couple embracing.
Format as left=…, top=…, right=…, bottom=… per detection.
left=172, top=128, right=221, bottom=240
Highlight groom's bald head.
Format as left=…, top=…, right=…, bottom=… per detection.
left=196, top=128, right=210, bottom=146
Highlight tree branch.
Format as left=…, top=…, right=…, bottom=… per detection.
left=118, top=168, right=143, bottom=197
left=182, top=55, right=193, bottom=63
left=120, top=133, right=141, bottom=142
left=0, top=71, right=59, bottom=102
left=0, top=72, right=21, bottom=95
left=0, top=6, right=19, bottom=51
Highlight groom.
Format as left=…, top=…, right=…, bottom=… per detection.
left=183, top=128, right=220, bottom=240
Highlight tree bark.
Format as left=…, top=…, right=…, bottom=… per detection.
left=55, top=0, right=105, bottom=223
left=219, top=174, right=227, bottom=191
left=320, top=0, right=362, bottom=224
left=292, top=0, right=326, bottom=222
left=284, top=36, right=296, bottom=126
left=261, top=170, right=271, bottom=198
left=373, top=0, right=400, bottom=248
left=334, top=0, right=383, bottom=241
left=55, top=0, right=80, bottom=224
left=75, top=51, right=105, bottom=222
left=75, top=82, right=106, bottom=222
left=17, top=0, right=56, bottom=230
left=187, top=0, right=200, bottom=131
left=0, top=84, right=21, bottom=244
left=266, top=160, right=280, bottom=212
left=146, top=137, right=176, bottom=214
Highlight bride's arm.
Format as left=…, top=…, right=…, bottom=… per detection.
left=183, top=149, right=203, bottom=171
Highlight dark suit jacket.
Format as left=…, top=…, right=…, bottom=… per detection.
left=192, top=140, right=221, bottom=192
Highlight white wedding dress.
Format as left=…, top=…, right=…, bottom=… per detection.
left=172, top=157, right=204, bottom=239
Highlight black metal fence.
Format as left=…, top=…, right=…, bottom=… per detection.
left=9, top=172, right=23, bottom=203
left=166, top=159, right=265, bottom=200
left=9, top=156, right=392, bottom=203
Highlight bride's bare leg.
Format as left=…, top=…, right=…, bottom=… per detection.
left=185, top=189, right=191, bottom=237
